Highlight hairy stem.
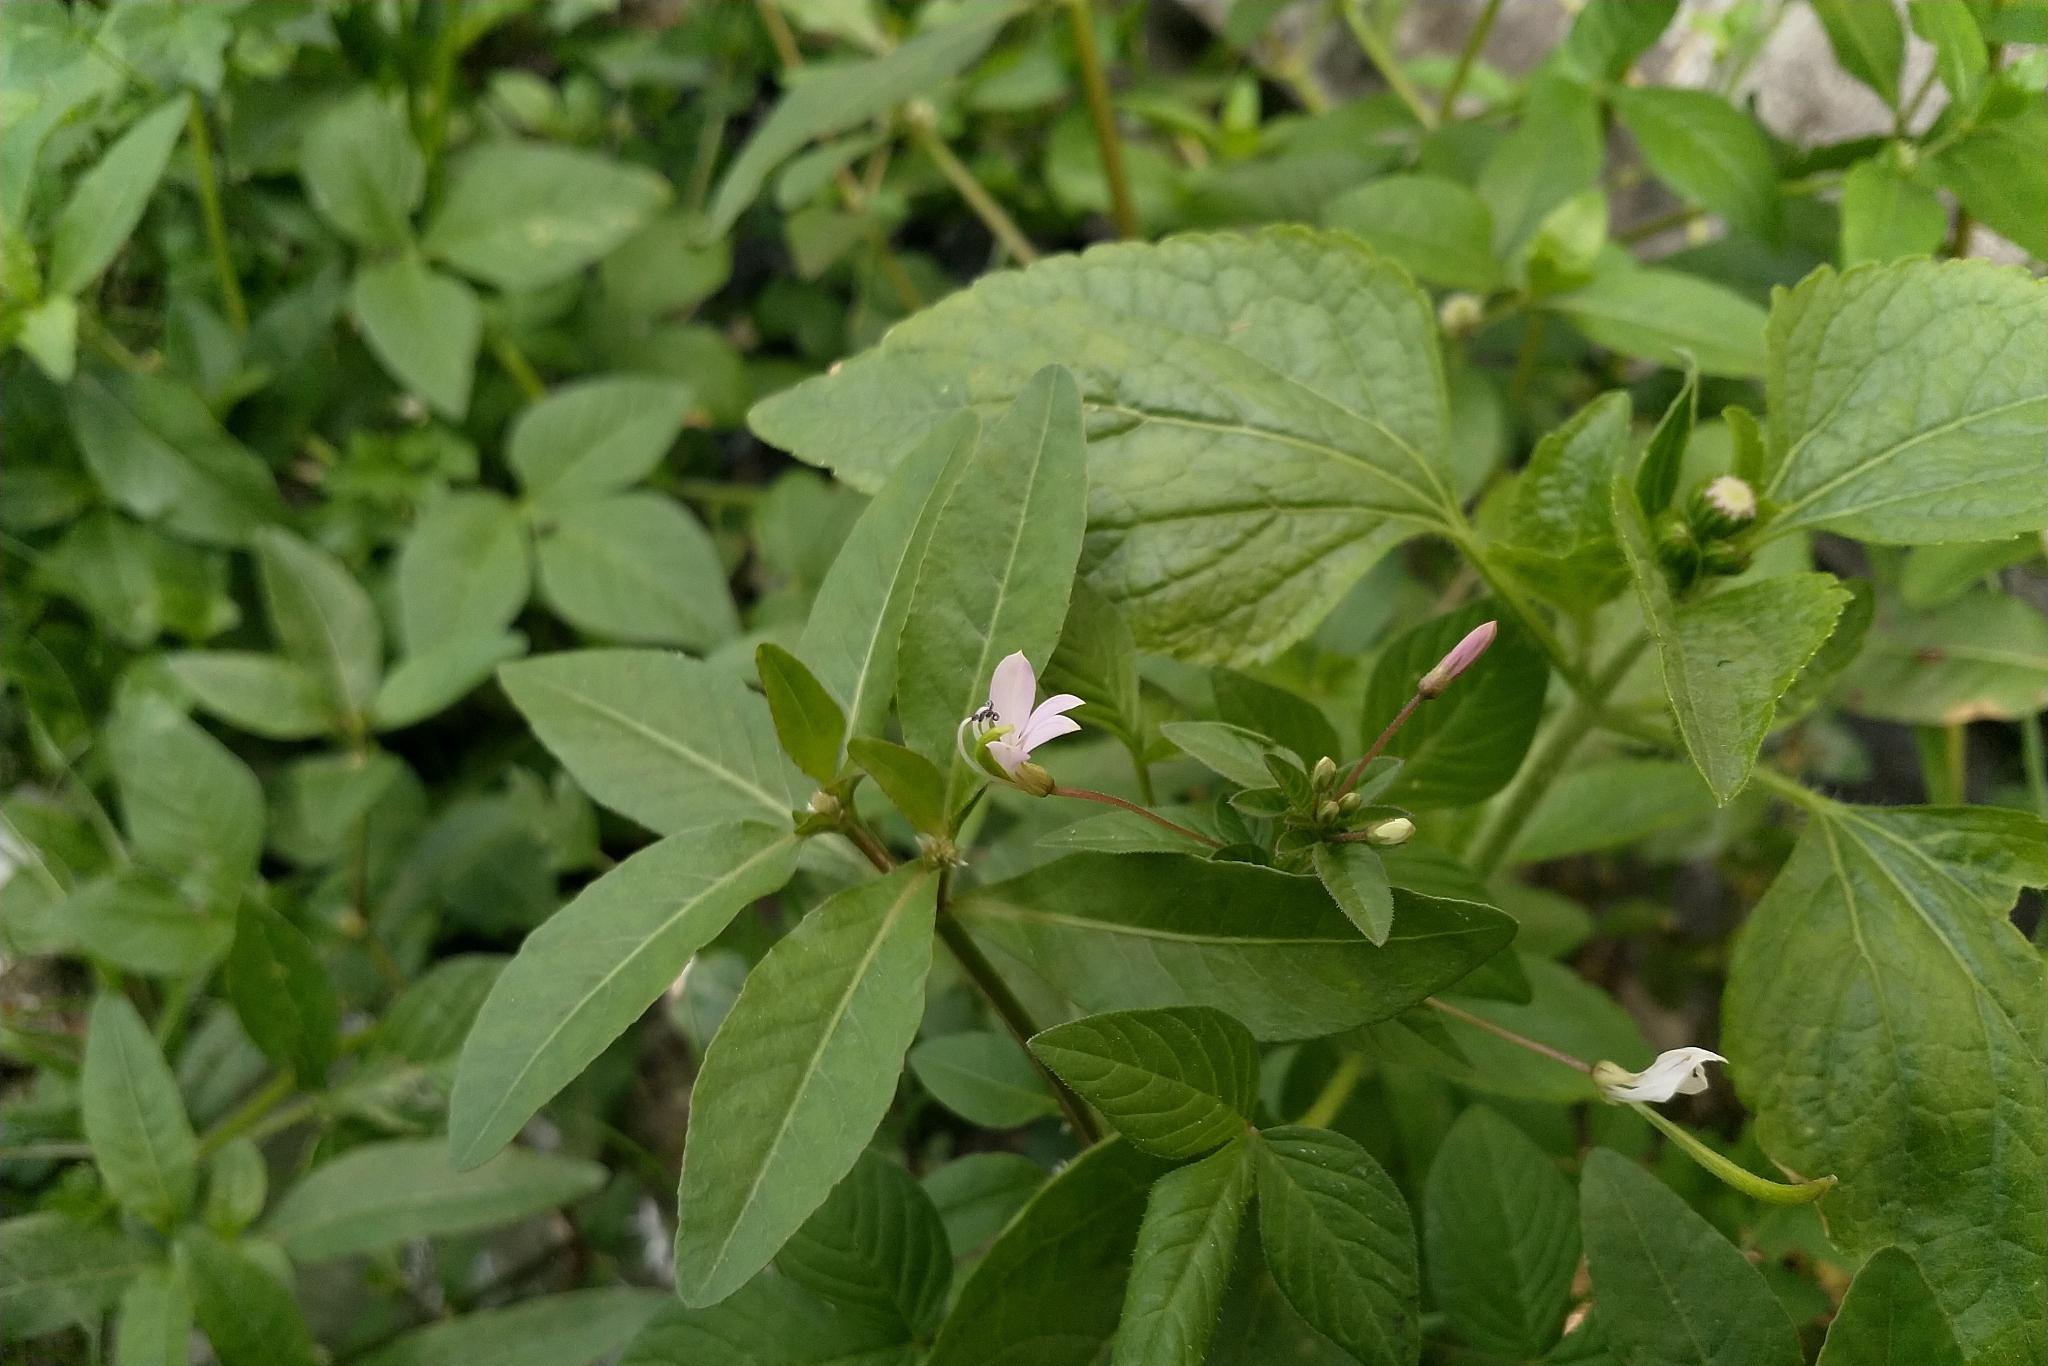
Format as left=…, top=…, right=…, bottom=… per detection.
left=1339, top=692, right=1422, bottom=797
left=1052, top=785, right=1220, bottom=847
left=1426, top=998, right=1592, bottom=1073
left=1062, top=0, right=1138, bottom=238
left=184, top=97, right=247, bottom=332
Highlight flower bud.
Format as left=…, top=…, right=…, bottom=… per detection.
left=1437, top=291, right=1485, bottom=338
left=1010, top=762, right=1056, bottom=797
left=1688, top=475, right=1757, bottom=539
left=1700, top=541, right=1752, bottom=578
left=1418, top=621, right=1497, bottom=698
left=1316, top=799, right=1341, bottom=824
left=1336, top=792, right=1361, bottom=815
left=1366, top=816, right=1414, bottom=846
left=1311, top=756, right=1338, bottom=791
left=806, top=791, right=842, bottom=819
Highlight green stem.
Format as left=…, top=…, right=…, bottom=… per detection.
left=1454, top=525, right=1592, bottom=696
left=1436, top=0, right=1502, bottom=121
left=1427, top=998, right=1591, bottom=1073
left=1465, top=637, right=1648, bottom=877
left=197, top=1071, right=295, bottom=1157
left=1340, top=1, right=1436, bottom=129
left=1128, top=743, right=1157, bottom=806
left=184, top=96, right=247, bottom=332
left=1630, top=1103, right=1835, bottom=1206
left=1062, top=0, right=1138, bottom=238
left=1505, top=311, right=1548, bottom=421
left=2022, top=715, right=2047, bottom=820
left=1052, top=785, right=1220, bottom=847
left=906, top=118, right=1040, bottom=264
left=1296, top=1051, right=1364, bottom=1128
left=1914, top=723, right=1967, bottom=803
left=490, top=333, right=546, bottom=400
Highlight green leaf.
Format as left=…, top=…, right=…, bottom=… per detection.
left=896, top=365, right=1087, bottom=789
left=1029, top=1006, right=1258, bottom=1159
left=267, top=1138, right=604, bottom=1261
left=705, top=3, right=1019, bottom=235
left=1637, top=366, right=1697, bottom=519
left=66, top=872, right=233, bottom=977
left=848, top=737, right=948, bottom=837
left=921, top=1153, right=1044, bottom=1258
left=960, top=854, right=1517, bottom=1041
left=1313, top=842, right=1394, bottom=945
left=1929, top=97, right=2048, bottom=259
left=1762, top=260, right=2048, bottom=542
left=1840, top=590, right=2048, bottom=724
left=166, top=652, right=336, bottom=740
left=1812, top=0, right=1905, bottom=104
left=1113, top=1137, right=1256, bottom=1366
left=506, top=376, right=694, bottom=505
left=396, top=490, right=530, bottom=650
left=48, top=97, right=186, bottom=296
left=500, top=650, right=804, bottom=833
left=107, top=698, right=262, bottom=900
left=298, top=90, right=423, bottom=249
left=800, top=413, right=980, bottom=766
left=1815, top=1248, right=1964, bottom=1366
left=1556, top=0, right=1678, bottom=81
left=1039, top=807, right=1218, bottom=855
left=177, top=1231, right=318, bottom=1366
left=757, top=644, right=847, bottom=787
left=1911, top=1, right=1988, bottom=107
left=376, top=954, right=506, bottom=1065
left=363, top=1290, right=667, bottom=1366
left=0, top=1213, right=153, bottom=1343
left=1612, top=88, right=1779, bottom=240
left=1840, top=157, right=1947, bottom=265
left=202, top=1139, right=268, bottom=1236
left=534, top=492, right=738, bottom=650
left=1549, top=260, right=1768, bottom=377
left=450, top=823, right=799, bottom=1167
left=909, top=1033, right=1058, bottom=1129
left=926, top=1140, right=1167, bottom=1366
left=350, top=252, right=481, bottom=419
left=112, top=1266, right=191, bottom=1366
left=1210, top=671, right=1340, bottom=767
left=777, top=1149, right=952, bottom=1337
left=17, top=296, right=79, bottom=382
left=82, top=994, right=198, bottom=1229
left=66, top=364, right=283, bottom=545
left=751, top=230, right=1460, bottom=664
left=1253, top=1125, right=1420, bottom=1366
left=1478, top=74, right=1603, bottom=254
left=1497, top=392, right=1632, bottom=613
left=254, top=527, right=383, bottom=724
left=618, top=1276, right=910, bottom=1365
left=373, top=630, right=527, bottom=730
left=1613, top=487, right=1848, bottom=803
left=1724, top=803, right=2048, bottom=1363
left=1158, top=721, right=1287, bottom=790
left=1897, top=537, right=2038, bottom=611
left=1423, top=1107, right=1577, bottom=1358
left=423, top=142, right=670, bottom=291
left=1321, top=176, right=1501, bottom=291
left=1042, top=581, right=1144, bottom=751
left=1578, top=1150, right=1801, bottom=1366
left=1361, top=605, right=1547, bottom=807
left=224, top=903, right=340, bottom=1086
left=674, top=866, right=938, bottom=1307
left=1508, top=759, right=1717, bottom=864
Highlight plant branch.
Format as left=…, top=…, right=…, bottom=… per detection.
left=2022, top=715, right=2047, bottom=820
left=197, top=1071, right=296, bottom=1157
left=1340, top=1, right=1436, bottom=129
left=490, top=333, right=546, bottom=400
left=1426, top=997, right=1592, bottom=1073
left=905, top=116, right=1040, bottom=264
left=1338, top=693, right=1422, bottom=797
left=184, top=96, right=247, bottom=332
left=1630, top=1102, right=1835, bottom=1205
left=1062, top=0, right=1138, bottom=238
left=1051, top=785, right=1220, bottom=847
left=1295, top=1051, right=1364, bottom=1128
left=1436, top=0, right=1502, bottom=122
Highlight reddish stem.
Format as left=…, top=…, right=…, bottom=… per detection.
left=1051, top=786, right=1222, bottom=848
left=1338, top=692, right=1424, bottom=797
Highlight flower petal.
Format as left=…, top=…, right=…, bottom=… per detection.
left=1600, top=1047, right=1727, bottom=1104
left=1019, top=693, right=1084, bottom=746
left=1020, top=713, right=1082, bottom=751
left=988, top=652, right=1037, bottom=729
left=986, top=738, right=1030, bottom=776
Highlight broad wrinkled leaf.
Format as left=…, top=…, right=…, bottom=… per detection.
left=705, top=2, right=1020, bottom=235
left=1497, top=392, right=1631, bottom=612
left=1423, top=1107, right=1577, bottom=1357
left=349, top=252, right=481, bottom=418
left=507, top=376, right=694, bottom=505
left=1614, top=484, right=1849, bottom=802
left=675, top=867, right=938, bottom=1307
left=896, top=365, right=1087, bottom=786
left=1550, top=260, right=1767, bottom=377
left=1254, top=1126, right=1419, bottom=1366
left=1361, top=604, right=1546, bottom=807
left=360, top=1289, right=667, bottom=1366
left=1930, top=96, right=2048, bottom=259
left=178, top=1230, right=319, bottom=1366
left=1811, top=0, right=1905, bottom=103
left=909, top=1033, right=1058, bottom=1129
left=1840, top=157, right=1946, bottom=265
left=1726, top=804, right=2048, bottom=1361
left=534, top=492, right=738, bottom=650
left=500, top=650, right=804, bottom=833
left=752, top=230, right=1460, bottom=663
left=0, top=1213, right=153, bottom=1342
left=82, top=995, right=197, bottom=1229
left=267, top=1139, right=603, bottom=1260
left=1814, top=1247, right=1963, bottom=1366
left=777, top=1149, right=951, bottom=1337
left=1321, top=176, right=1500, bottom=291
left=254, top=528, right=382, bottom=723
left=1839, top=590, right=2048, bottom=724
left=1030, top=1006, right=1257, bottom=1159
left=166, top=652, right=335, bottom=739
left=1762, top=260, right=2048, bottom=542
left=1579, top=1151, right=1800, bottom=1366
left=960, top=854, right=1516, bottom=1040
left=224, top=903, right=339, bottom=1085
left=48, top=96, right=186, bottom=295
left=423, top=142, right=670, bottom=291
left=451, top=823, right=798, bottom=1166
left=396, top=490, right=530, bottom=649
left=1612, top=88, right=1779, bottom=240
left=926, top=1140, right=1166, bottom=1366
left=298, top=90, right=423, bottom=249
left=112, top=1265, right=191, bottom=1366
left=1114, top=1137, right=1255, bottom=1366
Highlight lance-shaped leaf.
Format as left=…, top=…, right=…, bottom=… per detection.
left=362, top=1290, right=666, bottom=1366
left=756, top=644, right=846, bottom=786
left=1815, top=1247, right=1963, bottom=1366
left=776, top=1149, right=951, bottom=1338
left=507, top=376, right=694, bottom=506
left=752, top=230, right=1460, bottom=663
left=1030, top=1007, right=1258, bottom=1159
left=254, top=528, right=383, bottom=725
left=451, top=823, right=799, bottom=1167
left=107, top=698, right=263, bottom=902
left=1811, top=0, right=1905, bottom=104
left=0, top=1213, right=155, bottom=1342
left=958, top=854, right=1515, bottom=1041
left=500, top=650, right=803, bottom=834
left=1579, top=1150, right=1800, bottom=1366
left=81, top=995, right=197, bottom=1230
left=178, top=1231, right=319, bottom=1366
left=1423, top=1106, right=1578, bottom=1358
left=1254, top=1126, right=1420, bottom=1366
left=1159, top=721, right=1288, bottom=790
left=618, top=1277, right=909, bottom=1365
left=48, top=97, right=189, bottom=295
left=675, top=866, right=938, bottom=1307
left=1725, top=803, right=2048, bottom=1363
left=1114, top=1137, right=1256, bottom=1366
left=896, top=365, right=1087, bottom=790
left=268, top=1139, right=604, bottom=1261
left=225, top=903, right=339, bottom=1086
left=1359, top=604, right=1547, bottom=808
left=1761, top=260, right=2048, bottom=543
left=926, top=1140, right=1168, bottom=1366
left=1312, top=842, right=1395, bottom=945
left=112, top=1266, right=191, bottom=1366
left=1613, top=481, right=1848, bottom=803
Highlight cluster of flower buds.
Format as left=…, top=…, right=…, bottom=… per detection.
left=1656, top=475, right=1759, bottom=591
left=1308, top=752, right=1412, bottom=844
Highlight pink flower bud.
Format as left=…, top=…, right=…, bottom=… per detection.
left=1418, top=620, right=1497, bottom=698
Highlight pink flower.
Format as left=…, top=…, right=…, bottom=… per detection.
left=966, top=652, right=1083, bottom=777
left=1418, top=620, right=1497, bottom=698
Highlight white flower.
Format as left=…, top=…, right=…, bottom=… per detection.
left=1594, top=1047, right=1726, bottom=1104
left=1703, top=475, right=1757, bottom=522
left=961, top=651, right=1083, bottom=778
